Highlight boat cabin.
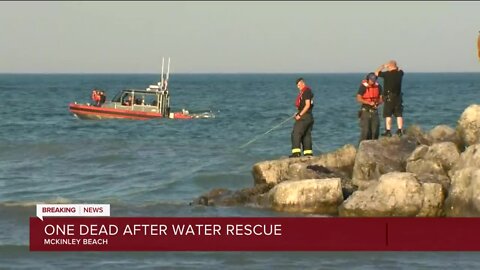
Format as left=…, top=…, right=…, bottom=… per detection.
left=106, top=87, right=171, bottom=116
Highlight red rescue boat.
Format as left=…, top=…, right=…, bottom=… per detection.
left=69, top=58, right=209, bottom=120
left=69, top=87, right=193, bottom=120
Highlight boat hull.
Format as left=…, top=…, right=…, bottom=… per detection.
left=69, top=103, right=192, bottom=120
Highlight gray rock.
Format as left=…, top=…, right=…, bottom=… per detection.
left=352, top=137, right=417, bottom=189
left=407, top=159, right=445, bottom=176
left=427, top=142, right=461, bottom=171
left=457, top=104, right=480, bottom=146
left=339, top=172, right=444, bottom=217
left=268, top=178, right=343, bottom=215
left=406, top=142, right=460, bottom=176
left=417, top=183, right=446, bottom=217
left=416, top=173, right=451, bottom=194
left=445, top=168, right=480, bottom=216
left=449, top=144, right=480, bottom=176
left=252, top=144, right=356, bottom=186
left=429, top=125, right=464, bottom=151
left=405, top=124, right=432, bottom=146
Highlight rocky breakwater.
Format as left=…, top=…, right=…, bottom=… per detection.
left=193, top=104, right=480, bottom=217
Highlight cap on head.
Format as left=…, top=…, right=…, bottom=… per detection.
left=366, top=72, right=377, bottom=82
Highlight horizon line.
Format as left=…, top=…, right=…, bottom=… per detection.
left=1, top=71, right=479, bottom=75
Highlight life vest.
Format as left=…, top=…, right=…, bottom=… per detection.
left=295, top=86, right=311, bottom=108
left=91, top=91, right=100, bottom=102
left=361, top=80, right=380, bottom=103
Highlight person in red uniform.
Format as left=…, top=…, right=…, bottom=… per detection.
left=290, top=78, right=314, bottom=158
left=91, top=89, right=101, bottom=106
left=356, top=73, right=383, bottom=143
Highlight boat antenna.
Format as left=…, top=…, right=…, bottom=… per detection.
left=160, top=57, right=165, bottom=90
left=165, top=57, right=171, bottom=90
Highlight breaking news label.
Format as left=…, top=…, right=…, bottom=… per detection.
left=30, top=204, right=480, bottom=251
left=36, top=204, right=110, bottom=220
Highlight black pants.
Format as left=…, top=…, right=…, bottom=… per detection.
left=359, top=109, right=379, bottom=143
left=291, top=114, right=314, bottom=154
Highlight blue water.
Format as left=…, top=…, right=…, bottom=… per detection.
left=1, top=73, right=479, bottom=269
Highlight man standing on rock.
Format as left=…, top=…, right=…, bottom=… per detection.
left=356, top=72, right=383, bottom=143
left=375, top=60, right=405, bottom=137
left=290, top=78, right=314, bottom=158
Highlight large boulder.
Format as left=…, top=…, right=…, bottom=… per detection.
left=445, top=168, right=480, bottom=216
left=252, top=144, right=356, bottom=186
left=416, top=173, right=451, bottom=195
left=443, top=144, right=480, bottom=216
left=406, top=142, right=460, bottom=176
left=404, top=124, right=464, bottom=151
left=429, top=125, right=464, bottom=151
left=449, top=144, right=480, bottom=176
left=406, top=145, right=445, bottom=176
left=457, top=104, right=480, bottom=146
left=339, top=172, right=445, bottom=217
left=352, top=137, right=417, bottom=189
left=268, top=178, right=343, bottom=215
left=404, top=124, right=432, bottom=146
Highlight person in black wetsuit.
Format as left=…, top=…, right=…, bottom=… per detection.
left=375, top=60, right=405, bottom=137
left=290, top=78, right=314, bottom=158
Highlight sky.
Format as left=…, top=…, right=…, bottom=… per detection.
left=0, top=1, right=479, bottom=73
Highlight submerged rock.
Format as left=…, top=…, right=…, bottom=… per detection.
left=192, top=183, right=274, bottom=207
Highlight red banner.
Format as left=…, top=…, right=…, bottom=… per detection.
left=29, top=217, right=480, bottom=251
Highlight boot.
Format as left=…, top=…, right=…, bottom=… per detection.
left=396, top=129, right=403, bottom=137
left=381, top=130, right=392, bottom=137
left=289, top=152, right=301, bottom=158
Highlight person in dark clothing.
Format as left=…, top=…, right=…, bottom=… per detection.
left=290, top=78, right=314, bottom=158
left=356, top=73, right=383, bottom=143
left=122, top=94, right=132, bottom=106
left=99, top=91, right=106, bottom=106
left=375, top=60, right=405, bottom=137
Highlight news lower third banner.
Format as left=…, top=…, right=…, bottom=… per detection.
left=31, top=204, right=480, bottom=251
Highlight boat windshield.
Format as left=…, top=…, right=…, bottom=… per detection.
left=111, top=91, right=125, bottom=102
left=111, top=90, right=159, bottom=107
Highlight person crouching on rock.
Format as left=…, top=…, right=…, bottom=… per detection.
left=356, top=73, right=383, bottom=144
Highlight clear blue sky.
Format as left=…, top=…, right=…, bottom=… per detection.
left=0, top=1, right=478, bottom=73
